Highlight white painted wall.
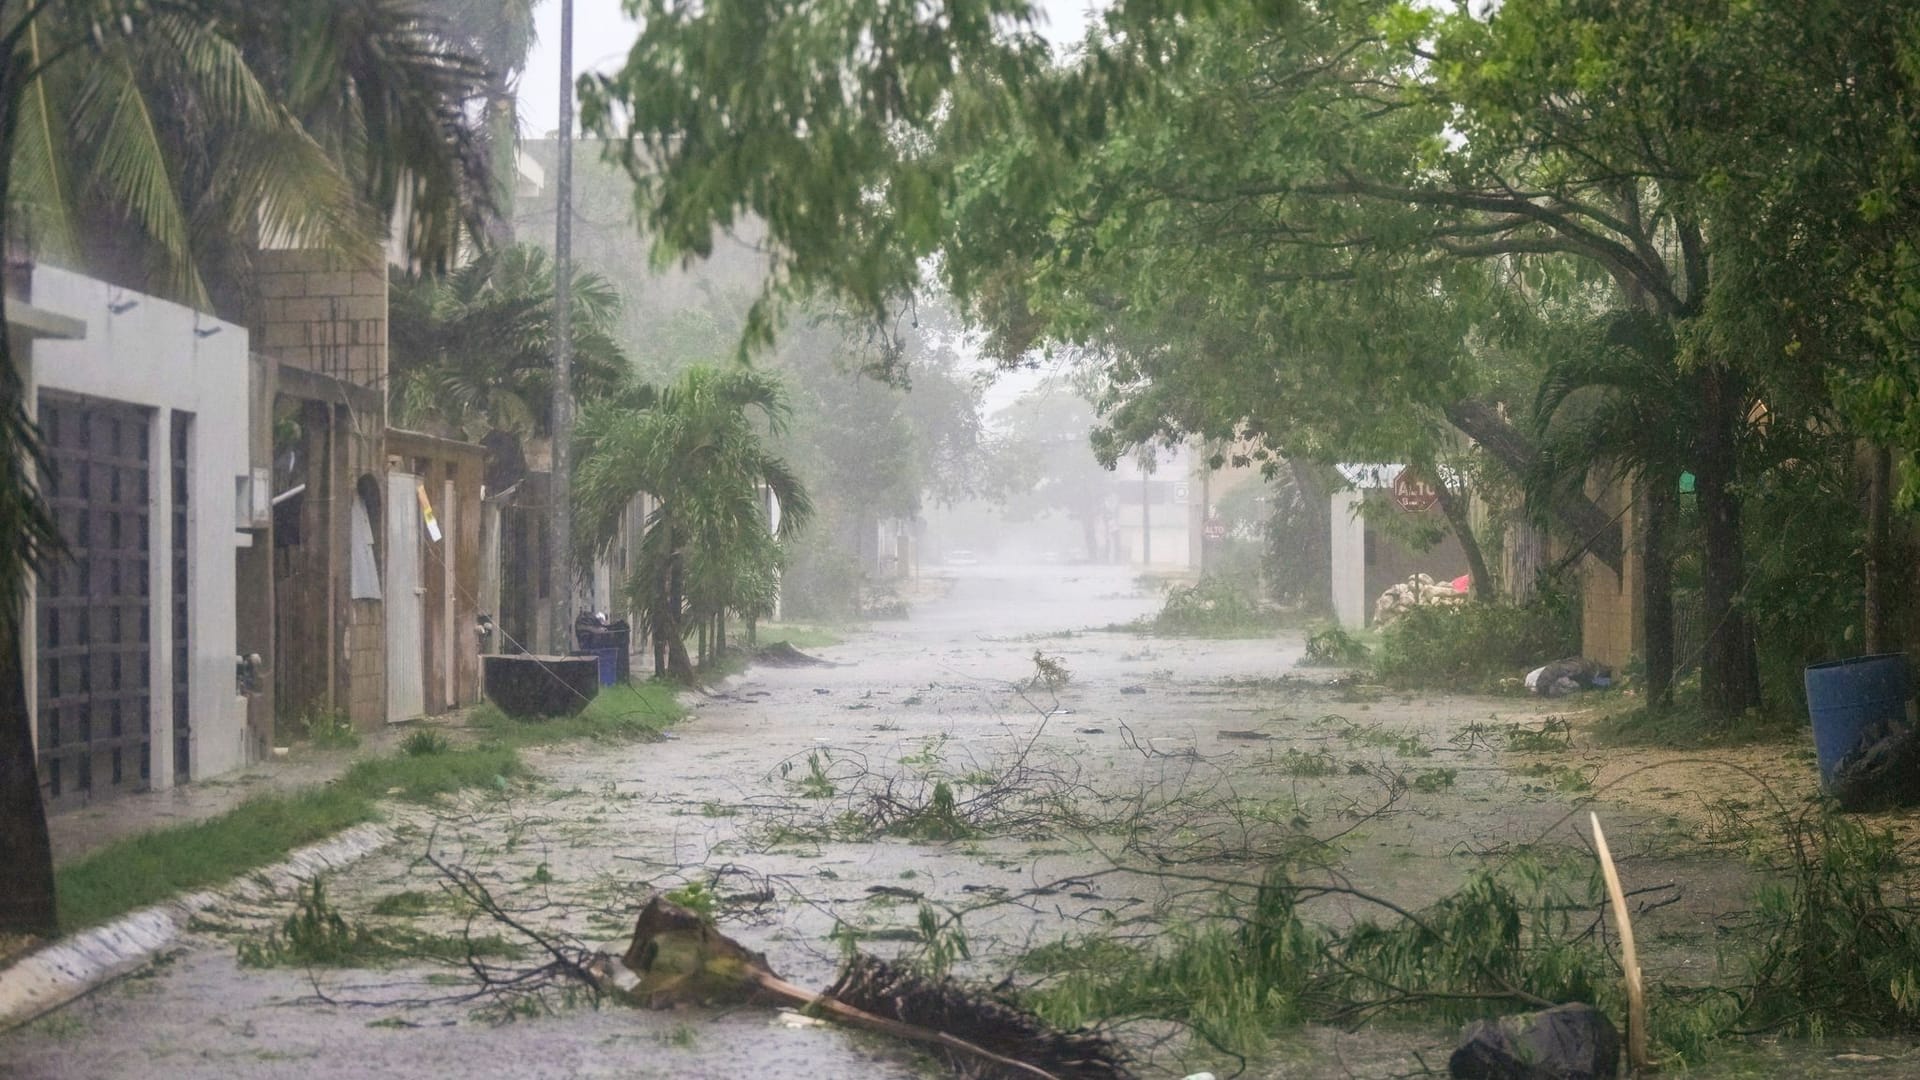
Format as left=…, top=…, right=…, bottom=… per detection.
left=22, top=266, right=253, bottom=786
left=1330, top=490, right=1368, bottom=628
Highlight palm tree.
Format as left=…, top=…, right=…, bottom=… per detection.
left=1531, top=312, right=1693, bottom=707
left=422, top=0, right=538, bottom=243
left=389, top=243, right=630, bottom=442
left=10, top=0, right=492, bottom=314
left=574, top=366, right=813, bottom=681
left=0, top=0, right=492, bottom=936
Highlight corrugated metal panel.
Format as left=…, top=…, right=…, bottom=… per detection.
left=385, top=473, right=425, bottom=722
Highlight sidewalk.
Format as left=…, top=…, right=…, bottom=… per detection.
left=46, top=719, right=423, bottom=865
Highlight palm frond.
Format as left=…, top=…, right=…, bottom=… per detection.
left=10, top=17, right=79, bottom=261
left=67, top=53, right=202, bottom=301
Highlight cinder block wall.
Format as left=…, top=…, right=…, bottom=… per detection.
left=253, top=251, right=390, bottom=398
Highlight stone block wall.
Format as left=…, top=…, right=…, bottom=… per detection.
left=345, top=596, right=386, bottom=728
left=252, top=251, right=389, bottom=399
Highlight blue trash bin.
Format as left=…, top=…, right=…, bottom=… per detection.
left=1804, top=653, right=1914, bottom=789
left=587, top=647, right=619, bottom=688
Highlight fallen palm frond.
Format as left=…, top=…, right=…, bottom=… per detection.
left=592, top=894, right=1129, bottom=1080
left=829, top=954, right=1128, bottom=1080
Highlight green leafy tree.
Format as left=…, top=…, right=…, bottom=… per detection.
left=581, top=0, right=1920, bottom=728
left=770, top=309, right=987, bottom=614
left=574, top=366, right=813, bottom=680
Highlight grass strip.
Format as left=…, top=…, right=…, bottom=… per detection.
left=752, top=622, right=845, bottom=649
left=53, top=683, right=685, bottom=932
left=468, top=680, right=683, bottom=745
left=55, top=784, right=379, bottom=932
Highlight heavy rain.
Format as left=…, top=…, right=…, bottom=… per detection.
left=4, top=2, right=1920, bottom=1079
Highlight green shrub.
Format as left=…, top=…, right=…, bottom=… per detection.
left=1302, top=625, right=1371, bottom=666
left=1373, top=598, right=1577, bottom=691
left=1153, top=576, right=1278, bottom=636
left=300, top=710, right=359, bottom=749
left=780, top=533, right=865, bottom=621
left=1737, top=810, right=1920, bottom=1037
left=400, top=729, right=450, bottom=756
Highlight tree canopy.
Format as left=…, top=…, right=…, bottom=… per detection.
left=582, top=0, right=1920, bottom=725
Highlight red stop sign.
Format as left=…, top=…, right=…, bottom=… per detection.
left=1391, top=469, right=1440, bottom=513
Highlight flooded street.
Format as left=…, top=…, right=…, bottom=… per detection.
left=5, top=566, right=1916, bottom=1078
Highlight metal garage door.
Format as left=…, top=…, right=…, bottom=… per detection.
left=36, top=392, right=154, bottom=810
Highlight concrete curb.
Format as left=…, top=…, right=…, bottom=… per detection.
left=0, top=823, right=394, bottom=1033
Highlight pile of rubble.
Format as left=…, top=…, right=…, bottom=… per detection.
left=1372, top=573, right=1465, bottom=627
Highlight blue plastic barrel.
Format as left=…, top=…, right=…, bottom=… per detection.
left=590, top=647, right=619, bottom=687
left=1804, top=653, right=1913, bottom=788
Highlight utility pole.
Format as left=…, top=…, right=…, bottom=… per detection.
left=547, top=0, right=575, bottom=654
left=1141, top=463, right=1152, bottom=567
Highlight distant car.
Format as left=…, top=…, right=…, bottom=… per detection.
left=947, top=548, right=978, bottom=566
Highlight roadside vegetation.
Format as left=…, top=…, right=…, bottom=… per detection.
left=1373, top=594, right=1581, bottom=694
left=236, top=878, right=521, bottom=970
left=750, top=623, right=845, bottom=650
left=469, top=681, right=683, bottom=745
left=55, top=683, right=682, bottom=932
left=1011, top=805, right=1920, bottom=1065
left=54, top=744, right=522, bottom=932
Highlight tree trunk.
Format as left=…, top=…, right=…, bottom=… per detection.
left=0, top=596, right=57, bottom=935
left=1505, top=521, right=1546, bottom=604
left=651, top=565, right=669, bottom=678
left=666, top=632, right=695, bottom=681
left=715, top=612, right=726, bottom=656
left=651, top=599, right=667, bottom=678
left=0, top=83, right=60, bottom=933
left=1641, top=470, right=1676, bottom=708
left=666, top=547, right=694, bottom=681
left=1865, top=443, right=1893, bottom=654
left=1696, top=366, right=1757, bottom=724
left=1433, top=468, right=1494, bottom=602
left=1444, top=400, right=1624, bottom=574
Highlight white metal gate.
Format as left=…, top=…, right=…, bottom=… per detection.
left=385, top=473, right=425, bottom=722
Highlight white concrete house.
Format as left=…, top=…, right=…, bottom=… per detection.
left=14, top=266, right=254, bottom=809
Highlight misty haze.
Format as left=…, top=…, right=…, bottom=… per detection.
left=4, top=3, right=1920, bottom=1080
